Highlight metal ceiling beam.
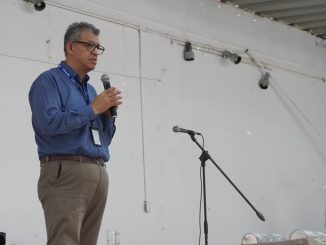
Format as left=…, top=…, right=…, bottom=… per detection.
left=281, top=14, right=326, bottom=24
left=226, top=0, right=272, bottom=5
left=309, top=27, right=326, bottom=33
left=240, top=0, right=326, bottom=12
left=300, top=20, right=326, bottom=29
left=261, top=6, right=326, bottom=18
left=225, top=0, right=326, bottom=39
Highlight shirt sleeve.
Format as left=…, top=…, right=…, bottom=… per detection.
left=101, top=116, right=116, bottom=146
left=29, top=72, right=96, bottom=136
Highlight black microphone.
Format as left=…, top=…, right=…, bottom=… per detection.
left=101, top=74, right=117, bottom=118
left=173, top=126, right=201, bottom=135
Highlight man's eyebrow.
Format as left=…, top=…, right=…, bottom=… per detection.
left=87, top=41, right=100, bottom=45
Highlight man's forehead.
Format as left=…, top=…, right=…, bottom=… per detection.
left=80, top=31, right=99, bottom=42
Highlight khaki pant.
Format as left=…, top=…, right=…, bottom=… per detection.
left=38, top=160, right=109, bottom=245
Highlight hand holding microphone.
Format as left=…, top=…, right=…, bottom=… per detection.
left=91, top=74, right=122, bottom=117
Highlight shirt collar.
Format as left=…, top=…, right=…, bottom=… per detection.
left=59, top=61, right=90, bottom=84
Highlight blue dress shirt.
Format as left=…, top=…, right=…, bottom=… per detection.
left=29, top=61, right=116, bottom=162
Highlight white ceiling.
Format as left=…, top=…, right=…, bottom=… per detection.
left=223, top=0, right=326, bottom=39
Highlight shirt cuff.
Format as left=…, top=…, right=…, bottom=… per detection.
left=78, top=105, right=96, bottom=121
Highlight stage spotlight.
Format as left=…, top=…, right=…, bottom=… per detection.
left=259, top=72, right=270, bottom=89
left=22, top=0, right=46, bottom=11
left=184, top=42, right=194, bottom=61
left=34, top=1, right=46, bottom=11
left=0, top=232, right=5, bottom=245
left=222, top=50, right=241, bottom=64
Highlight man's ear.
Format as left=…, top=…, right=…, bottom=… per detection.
left=66, top=42, right=74, bottom=55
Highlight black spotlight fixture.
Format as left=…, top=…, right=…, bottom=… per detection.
left=0, top=232, right=6, bottom=245
left=183, top=42, right=194, bottom=61
left=222, top=50, right=241, bottom=64
left=23, top=0, right=46, bottom=11
left=34, top=0, right=46, bottom=11
left=259, top=72, right=270, bottom=89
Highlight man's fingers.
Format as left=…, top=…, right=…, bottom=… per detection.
left=104, top=87, right=120, bottom=94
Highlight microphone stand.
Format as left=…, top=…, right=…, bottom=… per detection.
left=189, top=134, right=265, bottom=245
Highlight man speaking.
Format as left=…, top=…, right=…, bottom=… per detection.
left=29, top=22, right=122, bottom=245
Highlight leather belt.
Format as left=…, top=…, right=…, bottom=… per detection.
left=40, top=155, right=105, bottom=166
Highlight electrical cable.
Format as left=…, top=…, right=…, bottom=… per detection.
left=246, top=51, right=326, bottom=146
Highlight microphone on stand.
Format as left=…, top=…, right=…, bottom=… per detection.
left=173, top=126, right=201, bottom=135
left=101, top=74, right=117, bottom=118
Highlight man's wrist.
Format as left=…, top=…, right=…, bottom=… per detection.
left=91, top=103, right=100, bottom=115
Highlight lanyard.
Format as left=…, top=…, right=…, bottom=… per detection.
left=58, top=64, right=90, bottom=105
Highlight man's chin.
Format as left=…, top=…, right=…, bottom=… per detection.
left=87, top=64, right=97, bottom=71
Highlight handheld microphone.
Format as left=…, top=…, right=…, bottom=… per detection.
left=101, top=74, right=117, bottom=118
left=173, top=126, right=201, bottom=135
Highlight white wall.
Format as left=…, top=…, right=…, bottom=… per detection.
left=0, top=0, right=326, bottom=245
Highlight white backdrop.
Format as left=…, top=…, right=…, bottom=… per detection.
left=0, top=0, right=326, bottom=245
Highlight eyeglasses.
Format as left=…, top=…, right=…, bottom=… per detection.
left=72, top=40, right=105, bottom=55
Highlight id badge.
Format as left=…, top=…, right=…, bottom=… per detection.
left=91, top=127, right=102, bottom=146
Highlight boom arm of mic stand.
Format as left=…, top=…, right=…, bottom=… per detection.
left=189, top=134, right=265, bottom=222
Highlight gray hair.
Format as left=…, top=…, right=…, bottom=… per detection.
left=64, top=22, right=100, bottom=56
